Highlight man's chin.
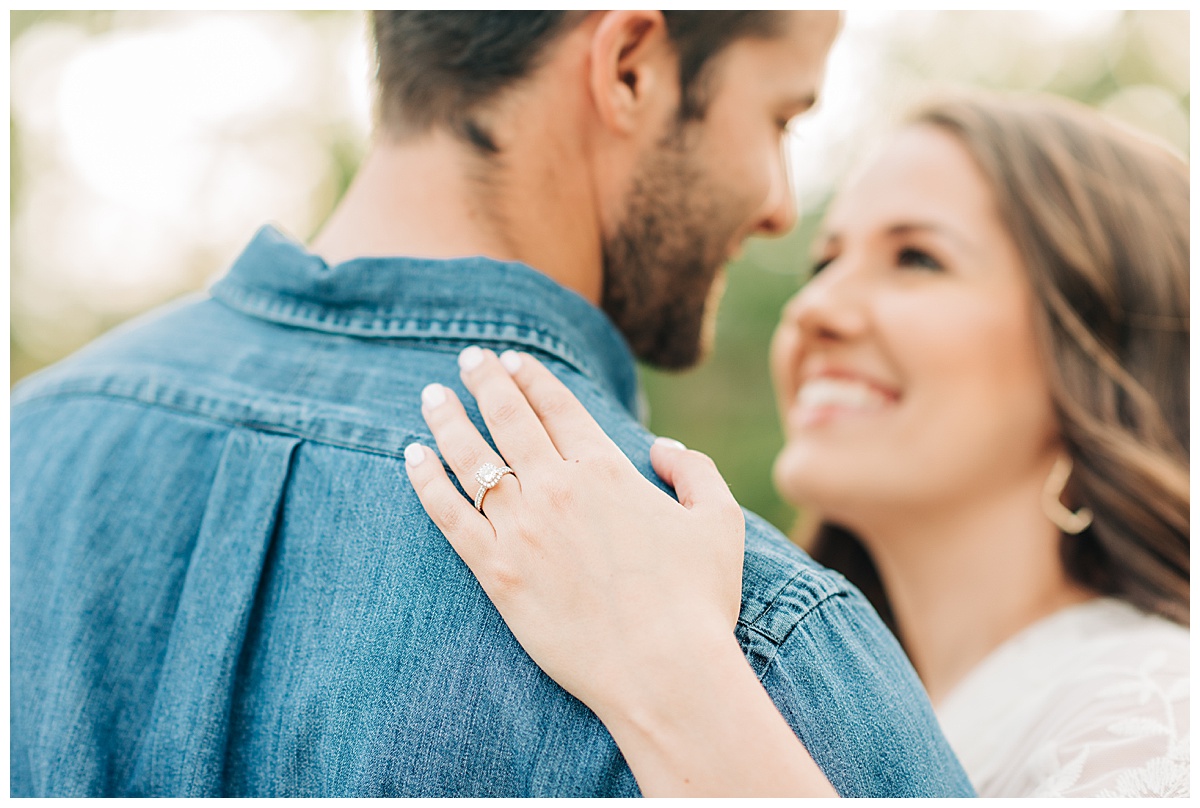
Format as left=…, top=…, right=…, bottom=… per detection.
left=636, top=293, right=723, bottom=371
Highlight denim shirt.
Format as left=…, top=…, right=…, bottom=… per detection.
left=10, top=225, right=973, bottom=797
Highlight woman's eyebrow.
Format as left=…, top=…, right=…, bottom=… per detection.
left=887, top=222, right=975, bottom=253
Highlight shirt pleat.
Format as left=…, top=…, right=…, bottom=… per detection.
left=126, top=430, right=300, bottom=796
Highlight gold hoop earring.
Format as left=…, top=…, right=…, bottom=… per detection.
left=1042, top=455, right=1093, bottom=535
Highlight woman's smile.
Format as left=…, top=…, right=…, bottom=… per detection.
left=789, top=370, right=900, bottom=428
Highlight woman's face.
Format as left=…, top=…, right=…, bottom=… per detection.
left=770, top=124, right=1059, bottom=527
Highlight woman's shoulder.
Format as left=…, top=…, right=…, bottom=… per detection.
left=1044, top=597, right=1187, bottom=647
left=943, top=598, right=1187, bottom=704
left=938, top=598, right=1189, bottom=797
left=1015, top=598, right=1187, bottom=674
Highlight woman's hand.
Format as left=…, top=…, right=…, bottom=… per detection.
left=403, top=345, right=746, bottom=719
left=404, top=346, right=837, bottom=797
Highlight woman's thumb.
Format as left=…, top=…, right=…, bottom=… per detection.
left=650, top=437, right=736, bottom=512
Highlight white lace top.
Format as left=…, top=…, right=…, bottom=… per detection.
left=935, top=598, right=1189, bottom=797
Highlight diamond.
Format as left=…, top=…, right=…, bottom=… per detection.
left=475, top=462, right=504, bottom=488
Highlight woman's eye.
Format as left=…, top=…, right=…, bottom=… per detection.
left=897, top=247, right=942, bottom=271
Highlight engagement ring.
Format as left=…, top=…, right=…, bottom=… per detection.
left=473, top=462, right=515, bottom=511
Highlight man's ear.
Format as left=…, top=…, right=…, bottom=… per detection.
left=588, top=10, right=675, bottom=136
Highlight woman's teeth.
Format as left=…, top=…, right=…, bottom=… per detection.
left=796, top=378, right=890, bottom=411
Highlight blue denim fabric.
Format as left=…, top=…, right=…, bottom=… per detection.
left=10, top=225, right=974, bottom=797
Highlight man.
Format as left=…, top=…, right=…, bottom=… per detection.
left=10, top=11, right=972, bottom=797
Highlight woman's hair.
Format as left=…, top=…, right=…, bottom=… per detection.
left=810, top=91, right=1190, bottom=633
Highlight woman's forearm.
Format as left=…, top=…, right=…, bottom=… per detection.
left=594, top=633, right=838, bottom=797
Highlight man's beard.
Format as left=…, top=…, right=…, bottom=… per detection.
left=600, top=126, right=741, bottom=370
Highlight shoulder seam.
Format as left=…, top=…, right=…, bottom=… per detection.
left=737, top=577, right=852, bottom=680
left=740, top=582, right=850, bottom=643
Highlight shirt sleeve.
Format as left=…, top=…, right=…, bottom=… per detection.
left=749, top=585, right=975, bottom=798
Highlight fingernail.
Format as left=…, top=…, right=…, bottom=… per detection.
left=654, top=436, right=687, bottom=451
left=421, top=383, right=446, bottom=409
left=458, top=345, right=484, bottom=371
left=404, top=443, right=426, bottom=466
left=499, top=350, right=522, bottom=374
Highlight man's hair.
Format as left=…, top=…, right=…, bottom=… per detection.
left=371, top=11, right=783, bottom=153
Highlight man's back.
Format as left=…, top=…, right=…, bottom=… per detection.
left=10, top=227, right=971, bottom=796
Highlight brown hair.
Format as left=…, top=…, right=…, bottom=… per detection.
left=810, top=92, right=1190, bottom=633
left=371, top=11, right=782, bottom=154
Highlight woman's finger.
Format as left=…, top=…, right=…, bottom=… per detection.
left=497, top=350, right=616, bottom=459
left=650, top=438, right=739, bottom=516
left=420, top=382, right=521, bottom=517
left=403, top=442, right=495, bottom=569
left=456, top=346, right=563, bottom=466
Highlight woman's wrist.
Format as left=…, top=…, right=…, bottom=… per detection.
left=587, top=627, right=837, bottom=797
left=592, top=623, right=745, bottom=740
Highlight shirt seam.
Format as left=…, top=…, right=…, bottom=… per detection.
left=739, top=585, right=848, bottom=642
left=212, top=283, right=603, bottom=387
left=12, top=386, right=421, bottom=461
left=737, top=580, right=851, bottom=680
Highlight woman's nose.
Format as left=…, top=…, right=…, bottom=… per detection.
left=788, top=260, right=869, bottom=343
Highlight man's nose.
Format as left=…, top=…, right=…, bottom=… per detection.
left=752, top=147, right=799, bottom=237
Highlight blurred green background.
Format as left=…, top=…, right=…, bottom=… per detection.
left=10, top=10, right=1190, bottom=534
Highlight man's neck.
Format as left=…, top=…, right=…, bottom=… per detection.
left=309, top=131, right=603, bottom=305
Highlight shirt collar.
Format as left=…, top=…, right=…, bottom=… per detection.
left=210, top=225, right=640, bottom=414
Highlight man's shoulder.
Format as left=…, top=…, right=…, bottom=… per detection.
left=10, top=293, right=284, bottom=420
left=739, top=508, right=852, bottom=623
left=732, top=515, right=974, bottom=796
left=731, top=508, right=879, bottom=670
left=9, top=294, right=449, bottom=459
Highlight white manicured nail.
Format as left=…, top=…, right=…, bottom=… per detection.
left=421, top=383, right=446, bottom=409
left=499, top=350, right=522, bottom=374
left=458, top=345, right=484, bottom=371
left=404, top=444, right=426, bottom=466
left=654, top=437, right=687, bottom=451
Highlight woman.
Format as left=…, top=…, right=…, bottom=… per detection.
left=402, top=92, right=1190, bottom=797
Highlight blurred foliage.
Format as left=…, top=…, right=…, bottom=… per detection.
left=9, top=10, right=1189, bottom=535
